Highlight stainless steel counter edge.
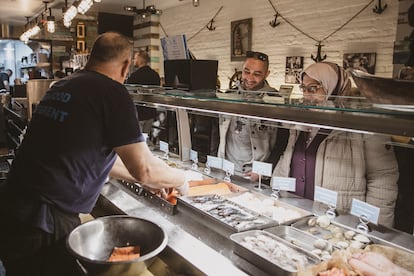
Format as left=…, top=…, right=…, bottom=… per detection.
left=99, top=180, right=250, bottom=276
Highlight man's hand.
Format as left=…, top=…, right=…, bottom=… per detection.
left=176, top=179, right=189, bottom=196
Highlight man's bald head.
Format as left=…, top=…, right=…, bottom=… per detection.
left=85, top=32, right=133, bottom=83
left=86, top=32, right=132, bottom=68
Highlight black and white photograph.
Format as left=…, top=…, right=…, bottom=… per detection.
left=343, top=52, right=376, bottom=74
left=285, top=56, right=303, bottom=84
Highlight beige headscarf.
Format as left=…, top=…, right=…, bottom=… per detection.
left=300, top=62, right=352, bottom=97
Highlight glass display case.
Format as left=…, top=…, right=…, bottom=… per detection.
left=126, top=84, right=414, bottom=232
left=95, top=85, right=414, bottom=275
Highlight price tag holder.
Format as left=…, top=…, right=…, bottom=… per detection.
left=190, top=149, right=198, bottom=162
left=252, top=161, right=272, bottom=177
left=222, top=160, right=235, bottom=176
left=350, top=199, right=380, bottom=225
left=159, top=140, right=169, bottom=153
left=314, top=186, right=338, bottom=208
left=206, top=155, right=223, bottom=169
left=271, top=176, right=296, bottom=192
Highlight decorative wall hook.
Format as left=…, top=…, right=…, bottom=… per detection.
left=206, top=19, right=216, bottom=31
left=373, top=0, right=387, bottom=14
left=269, top=13, right=281, bottom=28
left=311, top=42, right=327, bottom=62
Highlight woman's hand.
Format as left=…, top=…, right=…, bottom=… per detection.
left=348, top=252, right=414, bottom=276
left=243, top=171, right=260, bottom=182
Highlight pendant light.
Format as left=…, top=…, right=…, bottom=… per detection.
left=43, top=2, right=55, bottom=34
left=47, top=8, right=55, bottom=33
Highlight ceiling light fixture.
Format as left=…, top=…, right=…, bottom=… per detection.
left=193, top=0, right=200, bottom=7
left=77, top=0, right=93, bottom=14
left=63, top=4, right=78, bottom=27
left=124, top=0, right=162, bottom=19
left=19, top=17, right=42, bottom=43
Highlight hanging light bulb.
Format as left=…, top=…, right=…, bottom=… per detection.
left=77, top=0, right=93, bottom=14
left=47, top=16, right=55, bottom=33
left=46, top=8, right=55, bottom=33
left=193, top=0, right=200, bottom=7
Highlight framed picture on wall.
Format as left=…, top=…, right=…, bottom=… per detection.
left=343, top=52, right=376, bottom=74
left=77, top=40, right=85, bottom=52
left=77, top=23, right=85, bottom=38
left=231, top=18, right=252, bottom=61
left=285, top=56, right=304, bottom=84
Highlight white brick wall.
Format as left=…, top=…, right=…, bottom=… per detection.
left=160, top=0, right=399, bottom=90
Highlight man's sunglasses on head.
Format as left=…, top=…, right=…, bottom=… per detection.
left=246, top=51, right=268, bottom=62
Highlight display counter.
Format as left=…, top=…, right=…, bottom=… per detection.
left=96, top=173, right=414, bottom=276
left=92, top=86, right=414, bottom=275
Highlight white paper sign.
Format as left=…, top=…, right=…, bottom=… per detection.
left=252, top=161, right=272, bottom=177
left=350, top=199, right=380, bottom=225
left=206, top=155, right=223, bottom=169
left=190, top=149, right=198, bottom=162
left=222, top=160, right=235, bottom=175
left=159, top=141, right=169, bottom=153
left=271, top=176, right=296, bottom=192
left=314, top=186, right=338, bottom=207
left=160, top=34, right=190, bottom=60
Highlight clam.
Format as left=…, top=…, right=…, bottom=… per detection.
left=322, top=233, right=333, bottom=240
left=316, top=215, right=331, bottom=228
left=350, top=240, right=364, bottom=249
left=336, top=241, right=349, bottom=249
left=311, top=249, right=322, bottom=256
left=321, top=250, right=331, bottom=257
left=308, top=227, right=320, bottom=235
left=307, top=217, right=317, bottom=226
left=314, top=239, right=328, bottom=250
left=321, top=254, right=332, bottom=261
left=344, top=230, right=356, bottom=240
left=354, top=234, right=370, bottom=244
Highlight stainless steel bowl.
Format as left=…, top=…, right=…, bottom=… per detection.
left=66, top=215, right=168, bottom=276
left=350, top=69, right=414, bottom=105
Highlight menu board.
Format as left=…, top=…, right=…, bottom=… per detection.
left=161, top=34, right=190, bottom=60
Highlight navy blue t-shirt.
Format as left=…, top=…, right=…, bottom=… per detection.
left=6, top=70, right=144, bottom=233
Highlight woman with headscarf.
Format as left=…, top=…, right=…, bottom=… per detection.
left=272, top=62, right=398, bottom=227
left=300, top=61, right=352, bottom=104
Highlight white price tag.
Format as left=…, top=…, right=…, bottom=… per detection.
left=252, top=161, right=272, bottom=177
left=190, top=149, right=198, bottom=162
left=314, top=186, right=338, bottom=208
left=271, top=176, right=296, bottom=192
left=222, top=160, right=235, bottom=175
left=206, top=155, right=223, bottom=169
left=159, top=140, right=169, bottom=153
left=350, top=199, right=380, bottom=225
